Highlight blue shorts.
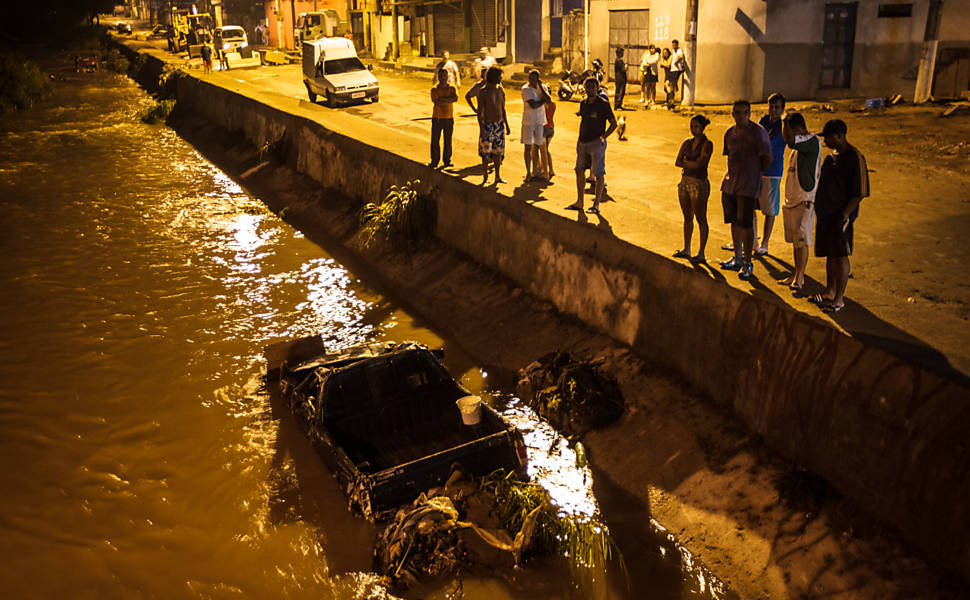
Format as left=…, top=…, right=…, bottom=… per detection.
left=758, top=176, right=781, bottom=216
left=575, top=139, right=606, bottom=177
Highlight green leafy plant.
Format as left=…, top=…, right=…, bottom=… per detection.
left=140, top=99, right=176, bottom=124
left=156, top=64, right=187, bottom=99
left=359, top=180, right=436, bottom=251
left=0, top=53, right=51, bottom=113
left=479, top=469, right=624, bottom=582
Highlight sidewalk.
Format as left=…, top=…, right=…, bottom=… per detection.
left=128, top=30, right=970, bottom=382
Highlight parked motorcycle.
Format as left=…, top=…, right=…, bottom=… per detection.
left=557, top=59, right=606, bottom=101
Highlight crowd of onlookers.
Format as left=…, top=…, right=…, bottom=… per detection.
left=430, top=50, right=869, bottom=314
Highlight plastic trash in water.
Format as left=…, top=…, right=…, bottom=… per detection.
left=456, top=395, right=482, bottom=425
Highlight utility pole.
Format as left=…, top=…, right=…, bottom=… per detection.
left=584, top=0, right=589, bottom=71
left=290, top=0, right=298, bottom=49
left=391, top=1, right=399, bottom=59
left=682, top=0, right=698, bottom=105
left=914, top=0, right=944, bottom=103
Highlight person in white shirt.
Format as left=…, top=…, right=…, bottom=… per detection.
left=521, top=69, right=550, bottom=181
left=639, top=45, right=659, bottom=105
left=779, top=112, right=822, bottom=292
left=473, top=47, right=496, bottom=78
left=433, top=50, right=460, bottom=88
left=668, top=39, right=686, bottom=100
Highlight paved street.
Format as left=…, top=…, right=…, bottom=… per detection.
left=138, top=36, right=970, bottom=379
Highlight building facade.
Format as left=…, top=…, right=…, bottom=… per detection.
left=569, top=0, right=970, bottom=102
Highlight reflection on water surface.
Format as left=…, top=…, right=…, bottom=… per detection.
left=0, top=63, right=629, bottom=599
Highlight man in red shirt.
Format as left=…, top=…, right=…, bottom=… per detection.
left=429, top=69, right=457, bottom=169
left=719, top=100, right=772, bottom=280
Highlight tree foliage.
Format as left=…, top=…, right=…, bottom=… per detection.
left=0, top=52, right=51, bottom=114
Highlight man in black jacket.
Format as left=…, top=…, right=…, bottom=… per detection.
left=613, top=47, right=627, bottom=110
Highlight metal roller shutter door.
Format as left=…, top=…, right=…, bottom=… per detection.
left=470, top=0, right=496, bottom=50
left=434, top=5, right=463, bottom=54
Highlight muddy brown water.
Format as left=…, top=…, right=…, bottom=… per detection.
left=0, top=61, right=732, bottom=599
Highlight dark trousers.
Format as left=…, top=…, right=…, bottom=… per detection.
left=614, top=79, right=627, bottom=109
left=430, top=117, right=454, bottom=166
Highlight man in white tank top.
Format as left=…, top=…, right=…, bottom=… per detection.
left=778, top=112, right=821, bottom=291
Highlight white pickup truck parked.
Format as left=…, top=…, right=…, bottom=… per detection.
left=302, top=38, right=378, bottom=107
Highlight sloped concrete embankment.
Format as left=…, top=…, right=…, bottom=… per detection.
left=146, top=54, right=970, bottom=584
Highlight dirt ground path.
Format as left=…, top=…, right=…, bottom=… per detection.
left=174, top=46, right=970, bottom=381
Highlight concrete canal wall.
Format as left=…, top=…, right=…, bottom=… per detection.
left=123, top=45, right=970, bottom=582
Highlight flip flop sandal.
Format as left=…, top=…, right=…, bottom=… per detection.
left=823, top=303, right=844, bottom=313
left=754, top=248, right=769, bottom=256
left=564, top=204, right=583, bottom=211
left=788, top=283, right=803, bottom=291
left=808, top=293, right=833, bottom=306
left=586, top=206, right=600, bottom=214
left=672, top=249, right=690, bottom=258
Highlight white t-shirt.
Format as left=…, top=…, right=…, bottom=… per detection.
left=435, top=59, right=460, bottom=87
left=521, top=84, right=547, bottom=127
left=642, top=52, right=659, bottom=76
left=473, top=55, right=496, bottom=77
left=670, top=48, right=686, bottom=72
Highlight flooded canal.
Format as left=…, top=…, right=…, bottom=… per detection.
left=0, top=60, right=724, bottom=599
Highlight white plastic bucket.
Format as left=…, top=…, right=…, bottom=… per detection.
left=456, top=395, right=482, bottom=426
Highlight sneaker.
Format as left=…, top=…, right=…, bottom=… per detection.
left=719, top=257, right=742, bottom=271
left=738, top=261, right=754, bottom=280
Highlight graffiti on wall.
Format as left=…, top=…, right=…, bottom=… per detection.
left=654, top=14, right=670, bottom=41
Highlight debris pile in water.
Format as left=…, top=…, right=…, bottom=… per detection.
left=374, top=469, right=538, bottom=589
left=516, top=351, right=624, bottom=438
left=374, top=468, right=619, bottom=591
left=375, top=492, right=466, bottom=588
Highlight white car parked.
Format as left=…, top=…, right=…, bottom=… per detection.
left=302, top=38, right=378, bottom=107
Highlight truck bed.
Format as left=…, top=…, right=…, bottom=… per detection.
left=331, top=405, right=506, bottom=472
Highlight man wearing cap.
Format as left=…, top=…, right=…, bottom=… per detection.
left=811, top=119, right=869, bottom=313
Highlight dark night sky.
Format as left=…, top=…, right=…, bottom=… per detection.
left=1, top=0, right=118, bottom=36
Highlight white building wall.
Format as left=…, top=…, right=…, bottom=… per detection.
left=586, top=0, right=969, bottom=103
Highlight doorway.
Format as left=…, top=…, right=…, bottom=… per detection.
left=608, top=9, right=651, bottom=84
left=820, top=2, right=857, bottom=88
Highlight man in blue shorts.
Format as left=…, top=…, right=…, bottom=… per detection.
left=757, top=93, right=787, bottom=256
left=566, top=78, right=617, bottom=215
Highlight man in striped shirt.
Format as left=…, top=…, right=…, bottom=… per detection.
left=811, top=119, right=870, bottom=313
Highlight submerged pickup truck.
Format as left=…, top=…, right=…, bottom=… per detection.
left=266, top=337, right=528, bottom=521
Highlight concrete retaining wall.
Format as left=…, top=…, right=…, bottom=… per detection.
left=166, top=65, right=970, bottom=579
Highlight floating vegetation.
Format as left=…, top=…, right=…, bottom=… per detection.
left=0, top=52, right=51, bottom=113
left=359, top=180, right=436, bottom=251
left=517, top=351, right=624, bottom=439
left=140, top=99, right=176, bottom=124
left=479, top=469, right=622, bottom=581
